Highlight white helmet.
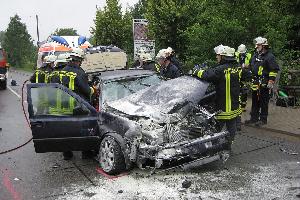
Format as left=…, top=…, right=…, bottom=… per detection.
left=140, top=53, right=153, bottom=62
left=55, top=53, right=69, bottom=65
left=225, top=47, right=236, bottom=57
left=166, top=47, right=174, bottom=55
left=214, top=45, right=227, bottom=56
left=254, top=36, right=268, bottom=47
left=44, top=55, right=57, bottom=64
left=68, top=48, right=85, bottom=61
left=238, top=44, right=247, bottom=54
left=156, top=49, right=169, bottom=60
left=214, top=45, right=235, bottom=57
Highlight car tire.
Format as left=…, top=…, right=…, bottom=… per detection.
left=0, top=80, right=6, bottom=90
left=99, top=135, right=125, bottom=175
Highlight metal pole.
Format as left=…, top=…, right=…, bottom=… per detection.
left=36, top=15, right=40, bottom=46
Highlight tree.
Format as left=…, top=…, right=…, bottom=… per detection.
left=53, top=28, right=78, bottom=36
left=130, top=0, right=147, bottom=19
left=0, top=31, right=6, bottom=46
left=145, top=0, right=202, bottom=62
left=93, top=0, right=124, bottom=47
left=3, top=14, right=36, bottom=68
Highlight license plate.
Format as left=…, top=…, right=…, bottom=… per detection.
left=205, top=141, right=213, bottom=148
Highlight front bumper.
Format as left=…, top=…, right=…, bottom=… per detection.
left=138, top=131, right=229, bottom=168
left=0, top=73, right=6, bottom=81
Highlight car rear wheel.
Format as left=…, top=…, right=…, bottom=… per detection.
left=99, top=136, right=125, bottom=175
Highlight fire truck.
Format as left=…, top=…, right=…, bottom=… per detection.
left=0, top=47, right=9, bottom=90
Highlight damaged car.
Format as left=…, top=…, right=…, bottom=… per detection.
left=26, top=69, right=230, bottom=175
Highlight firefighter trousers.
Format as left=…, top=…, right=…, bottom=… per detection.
left=250, top=87, right=270, bottom=123
left=218, top=118, right=237, bottom=137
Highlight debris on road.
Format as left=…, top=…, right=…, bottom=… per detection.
left=11, top=80, right=17, bottom=86
left=52, top=163, right=60, bottom=169
left=182, top=179, right=192, bottom=189
left=279, top=147, right=299, bottom=155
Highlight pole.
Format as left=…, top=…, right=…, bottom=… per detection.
left=36, top=15, right=40, bottom=46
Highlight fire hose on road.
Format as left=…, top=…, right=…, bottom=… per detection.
left=0, top=80, right=32, bottom=155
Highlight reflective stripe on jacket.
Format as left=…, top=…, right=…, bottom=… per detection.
left=196, top=59, right=248, bottom=120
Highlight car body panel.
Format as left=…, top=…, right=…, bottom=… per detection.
left=27, top=83, right=99, bottom=153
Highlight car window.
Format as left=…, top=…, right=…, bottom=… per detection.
left=102, top=74, right=162, bottom=102
left=30, top=87, right=90, bottom=117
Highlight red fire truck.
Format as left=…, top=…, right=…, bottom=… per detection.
left=0, top=47, right=9, bottom=90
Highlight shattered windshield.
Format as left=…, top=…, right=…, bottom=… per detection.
left=107, top=76, right=209, bottom=121
left=102, top=74, right=162, bottom=103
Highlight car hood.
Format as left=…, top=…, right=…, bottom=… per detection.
left=107, top=76, right=209, bottom=122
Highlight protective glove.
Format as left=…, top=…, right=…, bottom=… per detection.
left=267, top=80, right=274, bottom=89
left=192, top=65, right=201, bottom=76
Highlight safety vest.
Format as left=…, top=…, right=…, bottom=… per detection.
left=48, top=71, right=78, bottom=115
left=235, top=52, right=252, bottom=66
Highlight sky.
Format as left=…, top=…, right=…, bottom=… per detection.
left=0, top=0, right=138, bottom=43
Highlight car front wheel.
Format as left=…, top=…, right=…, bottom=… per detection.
left=98, top=135, right=125, bottom=175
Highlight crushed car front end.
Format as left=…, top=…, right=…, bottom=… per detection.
left=106, top=75, right=231, bottom=169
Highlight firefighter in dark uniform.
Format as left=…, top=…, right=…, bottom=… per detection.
left=139, top=53, right=156, bottom=71
left=30, top=55, right=55, bottom=83
left=193, top=45, right=248, bottom=149
left=156, top=49, right=181, bottom=79
left=30, top=55, right=55, bottom=115
left=166, top=47, right=184, bottom=75
left=49, top=48, right=95, bottom=160
left=235, top=44, right=252, bottom=131
left=245, top=37, right=280, bottom=127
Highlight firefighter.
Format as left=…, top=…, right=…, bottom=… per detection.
left=156, top=49, right=181, bottom=79
left=139, top=53, right=156, bottom=71
left=48, top=53, right=70, bottom=115
left=50, top=48, right=95, bottom=160
left=245, top=37, right=280, bottom=127
left=54, top=53, right=69, bottom=70
left=30, top=54, right=56, bottom=83
left=192, top=45, right=247, bottom=149
left=166, top=47, right=183, bottom=75
left=235, top=44, right=252, bottom=131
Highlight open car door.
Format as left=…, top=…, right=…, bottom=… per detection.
left=27, top=83, right=99, bottom=153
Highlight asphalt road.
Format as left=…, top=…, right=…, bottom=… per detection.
left=0, top=70, right=300, bottom=200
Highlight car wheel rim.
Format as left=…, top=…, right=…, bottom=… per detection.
left=100, top=138, right=115, bottom=172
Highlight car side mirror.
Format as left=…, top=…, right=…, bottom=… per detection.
left=73, top=105, right=90, bottom=116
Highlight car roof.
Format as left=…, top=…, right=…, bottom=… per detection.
left=98, top=69, right=156, bottom=81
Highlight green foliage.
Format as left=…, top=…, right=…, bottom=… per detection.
left=0, top=31, right=6, bottom=46
left=278, top=50, right=300, bottom=86
left=145, top=0, right=201, bottom=58
left=93, top=0, right=124, bottom=47
left=90, top=0, right=299, bottom=81
left=53, top=28, right=78, bottom=36
left=2, top=15, right=36, bottom=68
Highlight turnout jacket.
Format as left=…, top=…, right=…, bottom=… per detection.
left=235, top=52, right=252, bottom=66
left=160, top=63, right=181, bottom=79
left=30, top=66, right=53, bottom=83
left=196, top=59, right=249, bottom=120
left=250, top=50, right=280, bottom=90
left=49, top=64, right=92, bottom=101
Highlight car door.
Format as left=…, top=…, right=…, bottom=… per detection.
left=27, top=83, right=100, bottom=153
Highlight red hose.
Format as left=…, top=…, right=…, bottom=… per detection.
left=0, top=80, right=32, bottom=155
